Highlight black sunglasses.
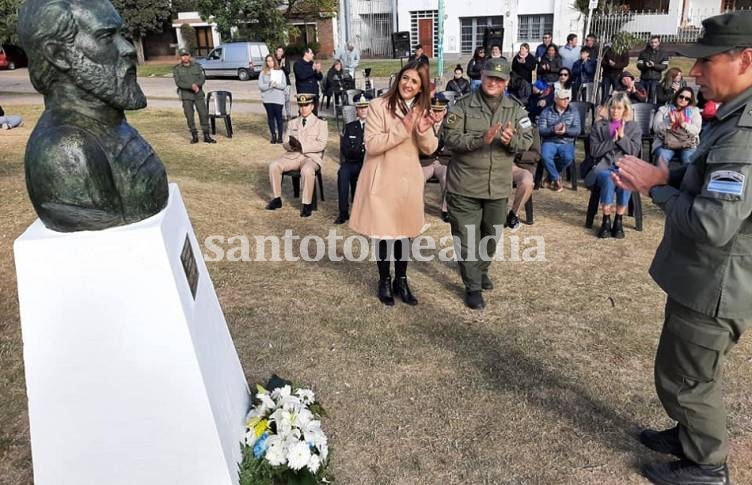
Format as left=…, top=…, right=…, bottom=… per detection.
left=677, top=94, right=691, bottom=101
left=559, top=72, right=569, bottom=77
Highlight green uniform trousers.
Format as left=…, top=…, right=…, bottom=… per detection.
left=655, top=298, right=750, bottom=465
left=446, top=192, right=507, bottom=292
left=182, top=94, right=210, bottom=133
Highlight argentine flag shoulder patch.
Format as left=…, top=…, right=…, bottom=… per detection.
left=706, top=170, right=746, bottom=197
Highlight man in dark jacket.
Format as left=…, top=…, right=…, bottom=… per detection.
left=275, top=46, right=292, bottom=118
left=535, top=32, right=556, bottom=61
left=293, top=47, right=324, bottom=115
left=572, top=47, right=596, bottom=101
left=173, top=48, right=215, bottom=144
left=408, top=44, right=430, bottom=66
left=600, top=45, right=630, bottom=104
left=637, top=36, right=670, bottom=103
left=335, top=95, right=369, bottom=224
left=615, top=71, right=648, bottom=103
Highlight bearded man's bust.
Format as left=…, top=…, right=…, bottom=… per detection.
left=18, top=0, right=168, bottom=232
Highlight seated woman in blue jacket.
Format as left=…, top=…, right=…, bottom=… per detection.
left=585, top=91, right=642, bottom=239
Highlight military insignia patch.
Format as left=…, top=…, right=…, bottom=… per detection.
left=446, top=112, right=459, bottom=128
left=706, top=170, right=746, bottom=196
left=518, top=117, right=532, bottom=129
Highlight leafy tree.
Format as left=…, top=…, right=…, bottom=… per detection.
left=197, top=0, right=336, bottom=48
left=112, top=0, right=173, bottom=63
left=0, top=0, right=21, bottom=44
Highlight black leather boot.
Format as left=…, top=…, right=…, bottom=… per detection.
left=611, top=214, right=625, bottom=239
left=378, top=277, right=394, bottom=306
left=265, top=197, right=282, bottom=210
left=643, top=460, right=730, bottom=485
left=190, top=130, right=199, bottom=144
left=465, top=290, right=485, bottom=310
left=300, top=203, right=313, bottom=218
left=597, top=214, right=612, bottom=238
left=639, top=426, right=684, bottom=458
left=481, top=273, right=494, bottom=290
left=393, top=276, right=418, bottom=305
left=203, top=131, right=216, bottom=144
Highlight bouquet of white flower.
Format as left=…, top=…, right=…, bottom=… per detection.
left=238, top=378, right=331, bottom=485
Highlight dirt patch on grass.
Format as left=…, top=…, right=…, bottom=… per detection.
left=1, top=106, right=750, bottom=485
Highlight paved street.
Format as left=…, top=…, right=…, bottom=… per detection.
left=0, top=68, right=391, bottom=115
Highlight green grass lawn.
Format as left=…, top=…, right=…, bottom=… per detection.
left=137, top=56, right=700, bottom=84
left=1, top=104, right=750, bottom=485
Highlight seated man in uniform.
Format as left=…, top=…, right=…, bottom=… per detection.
left=267, top=94, right=329, bottom=217
left=334, top=94, right=370, bottom=224
left=421, top=93, right=451, bottom=222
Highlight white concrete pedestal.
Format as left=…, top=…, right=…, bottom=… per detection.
left=14, top=184, right=250, bottom=485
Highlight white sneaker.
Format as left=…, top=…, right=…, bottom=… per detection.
left=1, top=123, right=9, bottom=130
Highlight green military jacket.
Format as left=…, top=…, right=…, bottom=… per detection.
left=649, top=86, right=752, bottom=318
left=443, top=91, right=533, bottom=199
left=173, top=61, right=206, bottom=100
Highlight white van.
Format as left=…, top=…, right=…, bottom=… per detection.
left=196, top=41, right=269, bottom=81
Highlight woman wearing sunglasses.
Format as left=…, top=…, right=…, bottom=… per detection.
left=651, top=87, right=702, bottom=165
left=554, top=67, right=573, bottom=92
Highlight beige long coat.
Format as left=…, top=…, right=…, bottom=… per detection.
left=349, top=97, right=439, bottom=238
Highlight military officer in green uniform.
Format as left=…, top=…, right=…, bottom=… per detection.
left=443, top=57, right=534, bottom=310
left=173, top=48, right=215, bottom=144
left=614, top=11, right=752, bottom=485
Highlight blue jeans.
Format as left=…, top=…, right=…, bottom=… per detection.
left=641, top=79, right=659, bottom=103
left=470, top=79, right=482, bottom=92
left=541, top=142, right=575, bottom=181
left=654, top=146, right=696, bottom=165
left=597, top=167, right=631, bottom=207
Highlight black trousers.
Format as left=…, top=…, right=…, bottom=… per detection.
left=337, top=162, right=362, bottom=216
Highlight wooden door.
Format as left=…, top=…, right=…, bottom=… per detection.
left=418, top=19, right=433, bottom=58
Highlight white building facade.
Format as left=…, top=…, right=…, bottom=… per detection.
left=394, top=0, right=585, bottom=57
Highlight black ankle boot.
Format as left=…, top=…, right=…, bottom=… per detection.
left=203, top=132, right=216, bottom=144
left=378, top=277, right=394, bottom=306
left=393, top=276, right=418, bottom=305
left=300, top=203, right=313, bottom=217
left=190, top=130, right=199, bottom=144
left=611, top=214, right=625, bottom=239
left=597, top=214, right=612, bottom=238
left=265, top=197, right=282, bottom=210
left=270, top=135, right=276, bottom=144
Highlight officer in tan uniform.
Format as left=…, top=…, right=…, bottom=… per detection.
left=614, top=11, right=752, bottom=485
left=267, top=93, right=329, bottom=217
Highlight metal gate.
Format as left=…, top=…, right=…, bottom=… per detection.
left=347, top=0, right=393, bottom=57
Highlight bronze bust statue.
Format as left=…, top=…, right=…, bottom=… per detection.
left=17, top=0, right=169, bottom=232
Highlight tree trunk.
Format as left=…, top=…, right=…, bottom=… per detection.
left=135, top=36, right=146, bottom=64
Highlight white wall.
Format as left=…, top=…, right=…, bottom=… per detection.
left=395, top=0, right=583, bottom=56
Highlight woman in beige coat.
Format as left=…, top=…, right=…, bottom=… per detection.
left=349, top=61, right=444, bottom=306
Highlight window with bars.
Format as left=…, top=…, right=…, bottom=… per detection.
left=517, top=14, right=554, bottom=43
left=628, top=0, right=670, bottom=12
left=459, top=16, right=504, bottom=54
